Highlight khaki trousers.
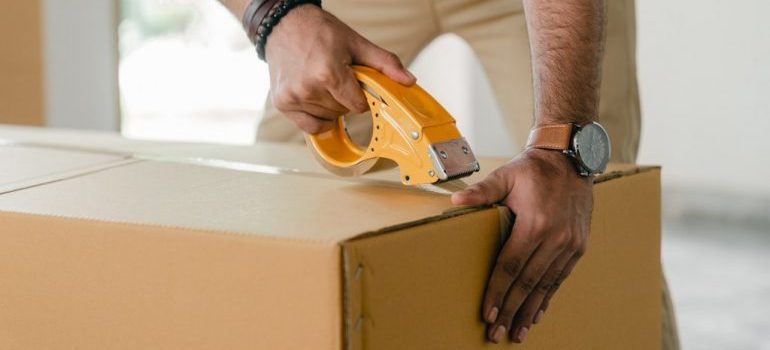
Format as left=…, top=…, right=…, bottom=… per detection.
left=255, top=0, right=678, bottom=348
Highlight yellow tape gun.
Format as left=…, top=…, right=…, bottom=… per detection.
left=307, top=65, right=480, bottom=186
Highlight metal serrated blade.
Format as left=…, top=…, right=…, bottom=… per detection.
left=428, top=138, right=480, bottom=182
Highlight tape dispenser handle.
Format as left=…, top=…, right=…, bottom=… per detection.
left=306, top=66, right=391, bottom=171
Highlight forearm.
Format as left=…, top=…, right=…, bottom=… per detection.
left=523, top=0, right=606, bottom=126
left=219, top=0, right=250, bottom=20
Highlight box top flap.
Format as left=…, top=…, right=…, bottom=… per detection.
left=0, top=126, right=652, bottom=243
left=0, top=159, right=461, bottom=243
left=0, top=144, right=133, bottom=194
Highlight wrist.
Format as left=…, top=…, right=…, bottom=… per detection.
left=534, top=115, right=594, bottom=129
left=242, top=0, right=323, bottom=61
left=522, top=148, right=593, bottom=187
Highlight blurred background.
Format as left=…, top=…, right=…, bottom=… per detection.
left=1, top=0, right=768, bottom=348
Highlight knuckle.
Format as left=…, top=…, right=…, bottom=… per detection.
left=499, top=258, right=522, bottom=278
left=574, top=243, right=587, bottom=257
left=473, top=182, right=495, bottom=202
left=553, top=273, right=568, bottom=288
left=315, top=69, right=340, bottom=87
left=517, top=275, right=538, bottom=293
left=518, top=305, right=537, bottom=323
left=384, top=51, right=402, bottom=65
left=298, top=119, right=325, bottom=134
left=305, top=123, right=324, bottom=134
left=344, top=88, right=368, bottom=112
left=554, top=232, right=572, bottom=250
left=536, top=279, right=555, bottom=294
left=549, top=280, right=562, bottom=292
left=530, top=212, right=550, bottom=232
left=294, top=85, right=314, bottom=101
left=271, top=91, right=292, bottom=111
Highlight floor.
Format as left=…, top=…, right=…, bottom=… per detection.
left=663, top=219, right=770, bottom=350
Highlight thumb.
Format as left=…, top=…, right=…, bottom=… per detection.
left=351, top=38, right=416, bottom=86
left=451, top=172, right=510, bottom=206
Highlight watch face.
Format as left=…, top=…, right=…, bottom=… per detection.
left=573, top=122, right=610, bottom=174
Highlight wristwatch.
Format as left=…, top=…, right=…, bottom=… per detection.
left=526, top=122, right=611, bottom=176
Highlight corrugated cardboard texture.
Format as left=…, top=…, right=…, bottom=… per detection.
left=0, top=212, right=342, bottom=350
left=343, top=169, right=661, bottom=350
left=0, top=3, right=44, bottom=126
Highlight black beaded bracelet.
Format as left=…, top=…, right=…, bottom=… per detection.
left=253, top=0, right=322, bottom=61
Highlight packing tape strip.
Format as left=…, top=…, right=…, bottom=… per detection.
left=0, top=139, right=132, bottom=157
left=0, top=138, right=468, bottom=196
left=135, top=153, right=464, bottom=196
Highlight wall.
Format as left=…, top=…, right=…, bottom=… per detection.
left=636, top=0, right=770, bottom=199
left=42, top=0, right=120, bottom=130
left=0, top=1, right=45, bottom=126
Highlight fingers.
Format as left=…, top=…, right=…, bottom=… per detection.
left=482, top=220, right=541, bottom=343
left=327, top=66, right=369, bottom=114
left=351, top=37, right=416, bottom=86
left=271, top=77, right=353, bottom=130
left=451, top=169, right=511, bottom=206
left=487, top=239, right=562, bottom=343
left=296, top=101, right=345, bottom=121
left=509, top=248, right=573, bottom=336
left=284, top=111, right=335, bottom=134
left=539, top=249, right=584, bottom=315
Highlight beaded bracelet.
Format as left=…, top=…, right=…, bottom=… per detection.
left=243, top=0, right=323, bottom=61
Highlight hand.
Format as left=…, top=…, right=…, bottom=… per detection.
left=451, top=148, right=593, bottom=343
left=264, top=5, right=416, bottom=134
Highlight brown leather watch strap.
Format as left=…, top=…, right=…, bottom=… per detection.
left=526, top=124, right=574, bottom=151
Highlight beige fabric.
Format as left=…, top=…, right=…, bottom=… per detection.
left=662, top=273, right=682, bottom=350
left=254, top=0, right=676, bottom=348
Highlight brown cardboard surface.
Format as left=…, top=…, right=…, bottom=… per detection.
left=0, top=128, right=661, bottom=349
left=0, top=145, right=133, bottom=194
left=0, top=212, right=342, bottom=350
left=0, top=3, right=44, bottom=126
left=0, top=160, right=461, bottom=242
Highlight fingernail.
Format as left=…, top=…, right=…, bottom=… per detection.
left=491, top=325, right=506, bottom=343
left=486, top=307, right=499, bottom=323
left=517, top=326, right=529, bottom=342
left=534, top=309, right=544, bottom=324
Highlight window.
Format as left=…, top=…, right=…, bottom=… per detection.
left=119, top=0, right=268, bottom=144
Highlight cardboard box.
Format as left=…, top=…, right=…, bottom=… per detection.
left=0, top=126, right=661, bottom=349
